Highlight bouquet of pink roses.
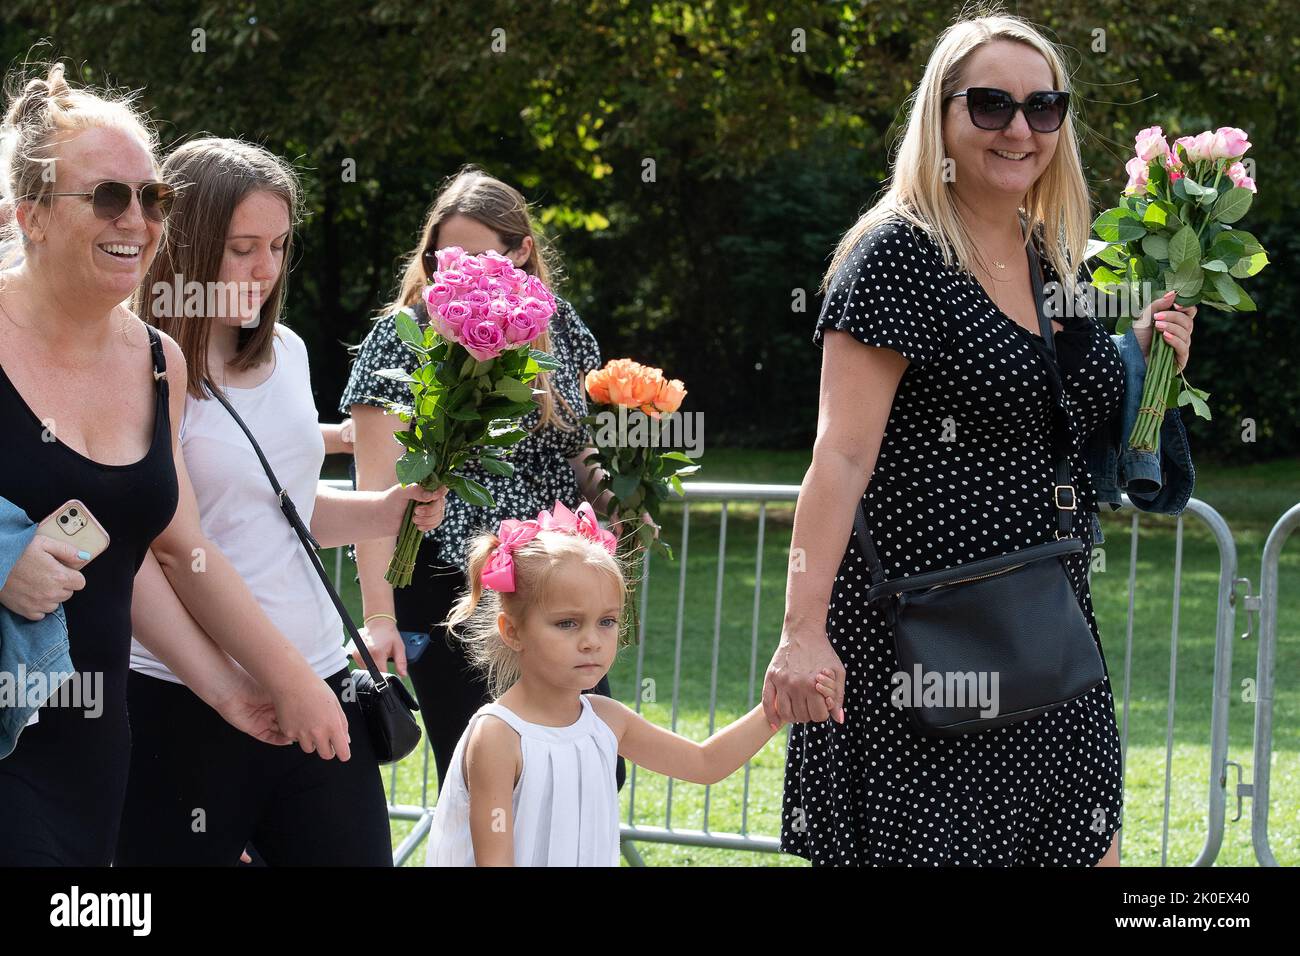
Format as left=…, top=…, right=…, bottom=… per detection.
left=1090, top=125, right=1269, bottom=453
left=372, top=246, right=558, bottom=586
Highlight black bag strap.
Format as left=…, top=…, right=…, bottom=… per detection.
left=205, top=383, right=390, bottom=688
left=144, top=325, right=169, bottom=401
left=853, top=223, right=1078, bottom=590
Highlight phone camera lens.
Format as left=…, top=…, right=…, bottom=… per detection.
left=69, top=508, right=79, bottom=516
left=59, top=515, right=68, bottom=524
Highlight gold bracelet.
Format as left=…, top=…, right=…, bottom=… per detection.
left=363, top=612, right=397, bottom=627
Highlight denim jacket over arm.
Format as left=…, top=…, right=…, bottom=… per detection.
left=1081, top=325, right=1196, bottom=545
left=0, top=496, right=73, bottom=760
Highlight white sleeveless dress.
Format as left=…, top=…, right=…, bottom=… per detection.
left=424, top=694, right=622, bottom=867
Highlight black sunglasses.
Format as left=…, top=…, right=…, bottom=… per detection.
left=43, top=180, right=177, bottom=222
left=947, top=88, right=1070, bottom=133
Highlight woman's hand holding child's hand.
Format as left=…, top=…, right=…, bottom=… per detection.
left=770, top=668, right=842, bottom=731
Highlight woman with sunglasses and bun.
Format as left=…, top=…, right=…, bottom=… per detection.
left=340, top=166, right=630, bottom=795
left=0, top=66, right=356, bottom=866
left=114, top=137, right=445, bottom=866
left=766, top=13, right=1195, bottom=868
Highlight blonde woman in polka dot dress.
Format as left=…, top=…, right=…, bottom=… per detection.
left=763, top=14, right=1196, bottom=866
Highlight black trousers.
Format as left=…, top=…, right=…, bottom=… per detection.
left=393, top=556, right=628, bottom=793
left=115, top=668, right=392, bottom=866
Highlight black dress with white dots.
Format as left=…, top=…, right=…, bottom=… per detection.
left=781, top=214, right=1126, bottom=866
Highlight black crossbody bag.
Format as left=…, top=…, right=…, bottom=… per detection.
left=853, top=237, right=1104, bottom=737
left=208, top=387, right=422, bottom=764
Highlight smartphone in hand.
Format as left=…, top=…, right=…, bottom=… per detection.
left=36, top=499, right=110, bottom=564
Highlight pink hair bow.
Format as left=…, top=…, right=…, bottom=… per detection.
left=537, top=500, right=619, bottom=554
left=481, top=501, right=618, bottom=593
left=481, top=518, right=541, bottom=593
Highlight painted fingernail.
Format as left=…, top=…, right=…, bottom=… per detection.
left=1155, top=320, right=1166, bottom=328
left=77, top=551, right=91, bottom=560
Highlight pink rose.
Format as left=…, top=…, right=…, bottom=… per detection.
left=458, top=256, right=485, bottom=280
left=1134, top=125, right=1168, bottom=163
left=440, top=269, right=476, bottom=294
left=1211, top=127, right=1251, bottom=161
left=1227, top=161, right=1256, bottom=193
left=1176, top=132, right=1215, bottom=164
left=487, top=299, right=513, bottom=326
left=520, top=296, right=554, bottom=325
left=462, top=289, right=492, bottom=315
left=432, top=300, right=473, bottom=340
left=479, top=251, right=514, bottom=276
left=435, top=246, right=466, bottom=272
left=523, top=274, right=553, bottom=302
left=1122, top=156, right=1149, bottom=196
left=460, top=318, right=507, bottom=361
left=424, top=282, right=455, bottom=310
left=503, top=307, right=547, bottom=345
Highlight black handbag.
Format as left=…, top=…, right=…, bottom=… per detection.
left=853, top=235, right=1104, bottom=737
left=209, top=386, right=422, bottom=764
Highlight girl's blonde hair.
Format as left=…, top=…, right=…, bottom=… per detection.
left=138, top=137, right=303, bottom=399
left=445, top=528, right=629, bottom=699
left=1, top=59, right=160, bottom=269
left=822, top=6, right=1091, bottom=293
left=381, top=164, right=577, bottom=434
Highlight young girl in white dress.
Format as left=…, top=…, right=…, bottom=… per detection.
left=424, top=499, right=837, bottom=866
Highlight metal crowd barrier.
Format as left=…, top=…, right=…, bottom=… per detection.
left=320, top=479, right=1295, bottom=867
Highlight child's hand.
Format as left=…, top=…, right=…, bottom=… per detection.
left=771, top=668, right=843, bottom=729
left=813, top=668, right=844, bottom=724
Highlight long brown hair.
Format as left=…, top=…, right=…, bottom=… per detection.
left=381, top=165, right=576, bottom=433
left=137, top=137, right=302, bottom=399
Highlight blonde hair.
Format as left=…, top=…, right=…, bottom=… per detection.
left=821, top=5, right=1091, bottom=293
left=138, top=137, right=303, bottom=399
left=379, top=164, right=577, bottom=433
left=446, top=529, right=629, bottom=699
left=1, top=59, right=160, bottom=269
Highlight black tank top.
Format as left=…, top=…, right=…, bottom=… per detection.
left=0, top=324, right=179, bottom=714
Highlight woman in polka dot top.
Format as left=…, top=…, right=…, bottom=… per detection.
left=763, top=14, right=1195, bottom=867
left=339, top=166, right=628, bottom=795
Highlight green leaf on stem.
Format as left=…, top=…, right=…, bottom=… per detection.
left=395, top=310, right=425, bottom=349
left=449, top=473, right=495, bottom=508
left=1229, top=251, right=1269, bottom=279
left=1210, top=272, right=1243, bottom=306
left=493, top=376, right=534, bottom=403
left=1164, top=261, right=1203, bottom=298
left=1140, top=233, right=1169, bottom=260
left=1212, top=187, right=1253, bottom=224
left=396, top=452, right=436, bottom=485
left=478, top=455, right=515, bottom=477
left=375, top=367, right=416, bottom=384
left=1167, top=226, right=1200, bottom=271
left=611, top=472, right=641, bottom=503
left=529, top=349, right=561, bottom=371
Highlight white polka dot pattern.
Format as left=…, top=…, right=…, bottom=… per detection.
left=783, top=215, right=1127, bottom=866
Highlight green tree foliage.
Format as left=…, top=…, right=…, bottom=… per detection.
left=2, top=0, right=1295, bottom=457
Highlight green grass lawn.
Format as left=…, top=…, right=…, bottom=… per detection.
left=324, top=450, right=1300, bottom=867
